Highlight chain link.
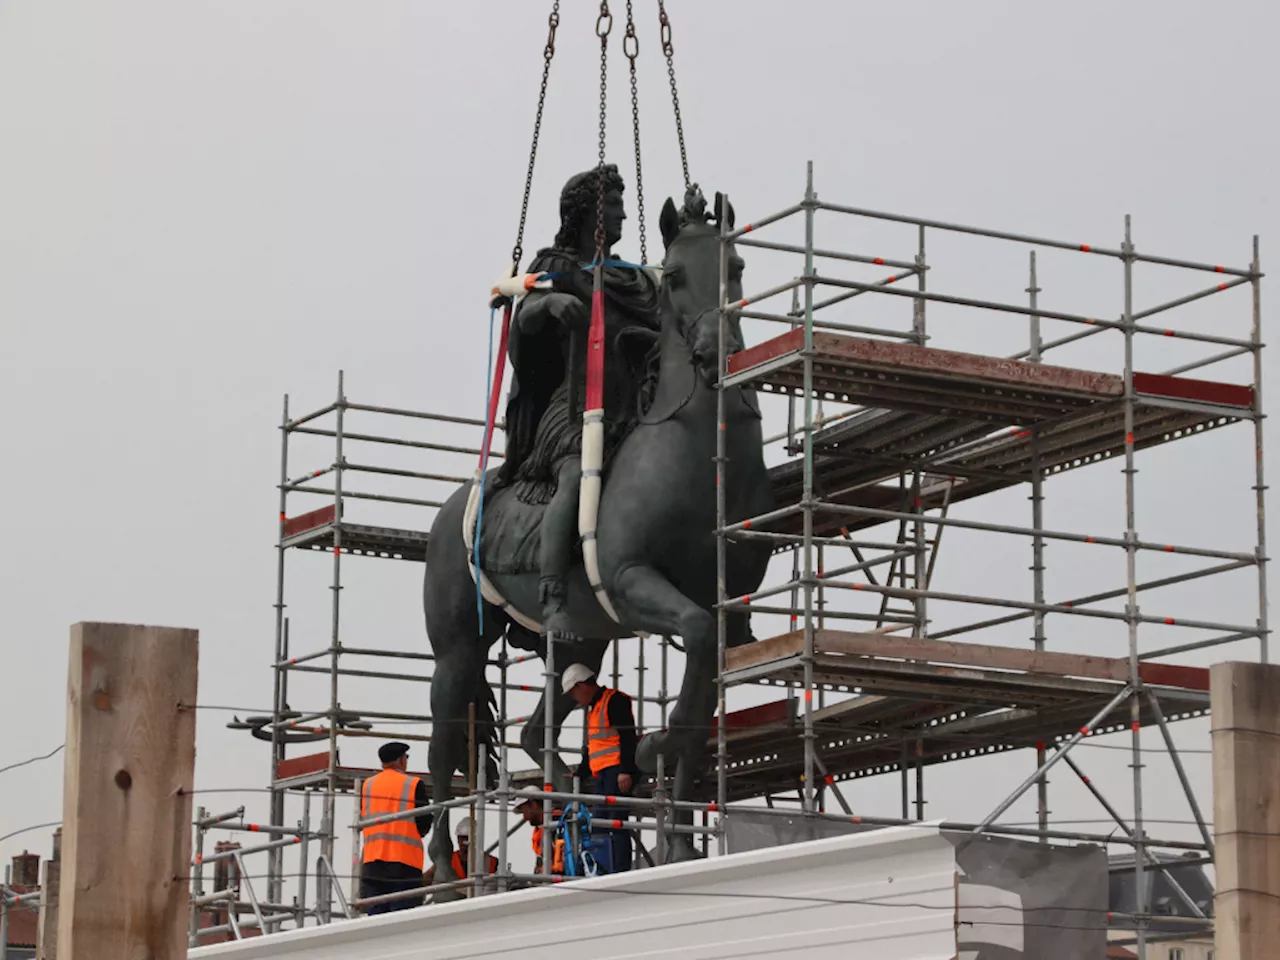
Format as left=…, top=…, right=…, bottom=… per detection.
left=594, top=2, right=612, bottom=261
left=624, top=0, right=646, bottom=264
left=511, top=1, right=561, bottom=269
left=657, top=0, right=690, bottom=190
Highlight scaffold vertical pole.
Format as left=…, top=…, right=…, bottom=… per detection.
left=323, top=370, right=346, bottom=880
left=1252, top=235, right=1269, bottom=664
left=542, top=634, right=555, bottom=874
left=801, top=162, right=817, bottom=814
left=498, top=624, right=511, bottom=893
left=715, top=190, right=731, bottom=854
left=1028, top=251, right=1049, bottom=842
left=637, top=636, right=645, bottom=736
left=660, top=636, right=669, bottom=728
left=190, top=805, right=205, bottom=946
left=269, top=394, right=289, bottom=904
left=1122, top=216, right=1148, bottom=960
left=297, top=790, right=311, bottom=928
left=612, top=635, right=620, bottom=692
left=911, top=225, right=928, bottom=645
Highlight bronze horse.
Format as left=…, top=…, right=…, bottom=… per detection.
left=422, top=189, right=773, bottom=893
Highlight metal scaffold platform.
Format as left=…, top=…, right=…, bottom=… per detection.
left=201, top=164, right=1264, bottom=957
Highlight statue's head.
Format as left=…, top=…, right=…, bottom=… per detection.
left=555, top=163, right=626, bottom=255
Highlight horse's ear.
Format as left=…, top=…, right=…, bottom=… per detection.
left=715, top=192, right=735, bottom=231
left=660, top=197, right=680, bottom=248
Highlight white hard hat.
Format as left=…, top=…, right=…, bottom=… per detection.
left=561, top=662, right=597, bottom=695
left=456, top=819, right=471, bottom=839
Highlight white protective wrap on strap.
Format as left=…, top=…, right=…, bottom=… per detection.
left=578, top=410, right=617, bottom=622
left=462, top=469, right=543, bottom=633
left=579, top=412, right=648, bottom=638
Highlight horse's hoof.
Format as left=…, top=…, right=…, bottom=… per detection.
left=431, top=886, right=466, bottom=905
left=667, top=837, right=705, bottom=864
left=635, top=731, right=666, bottom=773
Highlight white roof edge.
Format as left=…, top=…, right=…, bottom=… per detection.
left=192, top=821, right=953, bottom=958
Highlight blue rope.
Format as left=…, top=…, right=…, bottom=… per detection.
left=474, top=305, right=497, bottom=630
left=536, top=258, right=652, bottom=281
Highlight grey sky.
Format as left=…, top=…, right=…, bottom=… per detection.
left=1, top=0, right=1275, bottom=884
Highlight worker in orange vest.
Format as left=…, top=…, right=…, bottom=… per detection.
left=563, top=663, right=638, bottom=873
left=360, top=742, right=432, bottom=914
left=515, top=796, right=565, bottom=875
left=424, top=819, right=499, bottom=896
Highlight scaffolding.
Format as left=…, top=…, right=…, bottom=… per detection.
left=712, top=162, right=1264, bottom=956
left=223, top=164, right=1263, bottom=958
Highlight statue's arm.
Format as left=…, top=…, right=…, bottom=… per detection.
left=516, top=291, right=588, bottom=337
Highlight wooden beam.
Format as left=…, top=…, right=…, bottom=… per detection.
left=57, top=622, right=198, bottom=960
left=726, top=629, right=1209, bottom=691
left=1212, top=661, right=1280, bottom=960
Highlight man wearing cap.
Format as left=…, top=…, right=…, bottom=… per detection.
left=562, top=663, right=638, bottom=873
left=424, top=819, right=499, bottom=895
left=359, top=742, right=432, bottom=914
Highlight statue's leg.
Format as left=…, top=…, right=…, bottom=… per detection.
left=606, top=564, right=716, bottom=862
left=518, top=638, right=609, bottom=792
left=538, top=456, right=582, bottom=639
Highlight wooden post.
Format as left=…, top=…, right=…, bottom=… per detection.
left=57, top=622, right=199, bottom=960
left=36, top=858, right=60, bottom=960
left=1212, top=661, right=1280, bottom=960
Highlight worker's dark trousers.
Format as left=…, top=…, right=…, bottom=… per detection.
left=361, top=861, right=424, bottom=914
left=595, top=765, right=633, bottom=872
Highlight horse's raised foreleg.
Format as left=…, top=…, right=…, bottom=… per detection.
left=608, top=564, right=717, bottom=863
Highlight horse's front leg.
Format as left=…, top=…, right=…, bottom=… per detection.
left=608, top=564, right=717, bottom=862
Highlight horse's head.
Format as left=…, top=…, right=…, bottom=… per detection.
left=658, top=185, right=744, bottom=382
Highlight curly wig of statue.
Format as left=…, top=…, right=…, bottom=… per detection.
left=554, top=163, right=626, bottom=252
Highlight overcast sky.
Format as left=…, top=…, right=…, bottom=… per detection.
left=2, top=0, right=1276, bottom=891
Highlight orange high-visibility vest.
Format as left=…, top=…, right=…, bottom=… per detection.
left=450, top=850, right=498, bottom=879
left=361, top=769, right=424, bottom=870
left=531, top=826, right=566, bottom=874
left=587, top=688, right=622, bottom=775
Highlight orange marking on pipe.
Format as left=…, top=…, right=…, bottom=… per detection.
left=1132, top=721, right=1141, bottom=732
left=1215, top=265, right=1225, bottom=273
left=606, top=796, right=617, bottom=805
left=707, top=803, right=720, bottom=813
left=1080, top=244, right=1092, bottom=253
left=743, top=224, right=754, bottom=233
left=1165, top=617, right=1176, bottom=625
left=873, top=257, right=885, bottom=265
left=743, top=520, right=752, bottom=529
left=1217, top=283, right=1227, bottom=292
left=1126, top=432, right=1135, bottom=445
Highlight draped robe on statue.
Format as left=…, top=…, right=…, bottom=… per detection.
left=481, top=249, right=661, bottom=575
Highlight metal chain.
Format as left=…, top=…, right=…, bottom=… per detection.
left=512, top=1, right=561, bottom=269
left=657, top=0, right=690, bottom=190
left=594, top=2, right=612, bottom=261
left=624, top=0, right=646, bottom=264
